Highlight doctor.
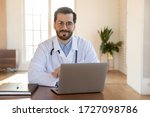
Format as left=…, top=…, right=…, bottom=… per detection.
left=28, top=7, right=99, bottom=86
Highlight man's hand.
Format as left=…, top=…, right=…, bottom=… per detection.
left=51, top=67, right=60, bottom=78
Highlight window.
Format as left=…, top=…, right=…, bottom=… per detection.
left=24, top=0, right=74, bottom=63
left=24, top=0, right=49, bottom=62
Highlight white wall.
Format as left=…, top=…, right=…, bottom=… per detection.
left=143, top=0, right=150, bottom=78
left=6, top=0, right=26, bottom=70
left=127, top=0, right=150, bottom=94
left=119, top=0, right=127, bottom=74
left=127, top=0, right=143, bottom=93
left=142, top=0, right=150, bottom=94
left=75, top=0, right=121, bottom=70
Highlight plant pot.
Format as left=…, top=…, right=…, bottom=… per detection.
left=100, top=53, right=114, bottom=70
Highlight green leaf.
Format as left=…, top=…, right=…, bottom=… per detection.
left=98, top=27, right=122, bottom=56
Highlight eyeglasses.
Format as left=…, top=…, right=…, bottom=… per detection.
left=56, top=21, right=74, bottom=28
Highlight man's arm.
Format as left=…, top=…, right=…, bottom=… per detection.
left=28, top=45, right=58, bottom=86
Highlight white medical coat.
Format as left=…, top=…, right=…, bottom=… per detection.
left=28, top=36, right=99, bottom=86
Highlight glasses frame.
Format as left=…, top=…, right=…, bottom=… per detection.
left=56, top=20, right=74, bottom=28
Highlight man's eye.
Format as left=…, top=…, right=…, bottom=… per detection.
left=58, top=21, right=64, bottom=25
left=67, top=22, right=73, bottom=26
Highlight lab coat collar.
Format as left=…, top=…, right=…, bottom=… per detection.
left=72, top=36, right=78, bottom=51
left=53, top=36, right=78, bottom=53
left=53, top=37, right=61, bottom=53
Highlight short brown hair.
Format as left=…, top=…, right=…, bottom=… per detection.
left=54, top=7, right=77, bottom=23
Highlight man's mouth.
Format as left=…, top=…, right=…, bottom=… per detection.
left=60, top=30, right=70, bottom=33
left=60, top=31, right=69, bottom=36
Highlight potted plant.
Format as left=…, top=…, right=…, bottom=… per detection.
left=98, top=26, right=122, bottom=60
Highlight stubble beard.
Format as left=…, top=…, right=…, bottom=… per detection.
left=56, top=30, right=73, bottom=40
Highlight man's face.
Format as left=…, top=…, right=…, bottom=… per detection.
left=54, top=13, right=75, bottom=40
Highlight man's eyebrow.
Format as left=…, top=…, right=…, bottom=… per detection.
left=56, top=20, right=73, bottom=23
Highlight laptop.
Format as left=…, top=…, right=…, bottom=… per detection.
left=0, top=83, right=38, bottom=96
left=51, top=63, right=108, bottom=94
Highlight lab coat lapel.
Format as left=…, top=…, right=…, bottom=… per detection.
left=66, top=37, right=78, bottom=63
left=53, top=36, right=78, bottom=63
left=53, top=37, right=69, bottom=63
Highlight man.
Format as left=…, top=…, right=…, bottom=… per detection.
left=28, top=7, right=99, bottom=86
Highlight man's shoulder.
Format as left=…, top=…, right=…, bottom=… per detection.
left=37, top=37, right=55, bottom=50
left=73, top=35, right=90, bottom=44
left=39, top=36, right=57, bottom=46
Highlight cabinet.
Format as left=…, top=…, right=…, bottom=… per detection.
left=0, top=49, right=16, bottom=70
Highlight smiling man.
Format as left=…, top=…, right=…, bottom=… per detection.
left=28, top=7, right=99, bottom=86
left=54, top=8, right=75, bottom=42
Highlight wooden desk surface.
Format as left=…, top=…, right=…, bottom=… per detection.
left=30, top=84, right=150, bottom=100
left=31, top=86, right=104, bottom=100
left=1, top=83, right=149, bottom=100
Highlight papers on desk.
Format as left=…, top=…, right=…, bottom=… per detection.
left=0, top=83, right=38, bottom=96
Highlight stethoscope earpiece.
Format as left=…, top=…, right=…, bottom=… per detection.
left=50, top=43, right=78, bottom=63
left=50, top=48, right=60, bottom=55
left=50, top=41, right=78, bottom=63
left=50, top=48, right=54, bottom=55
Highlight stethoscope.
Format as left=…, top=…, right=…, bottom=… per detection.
left=50, top=41, right=78, bottom=63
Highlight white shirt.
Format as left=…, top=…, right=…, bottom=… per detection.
left=28, top=36, right=99, bottom=86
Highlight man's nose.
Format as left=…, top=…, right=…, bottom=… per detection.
left=61, top=23, right=68, bottom=30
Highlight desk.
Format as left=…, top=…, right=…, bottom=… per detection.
left=31, top=86, right=104, bottom=100
left=1, top=71, right=150, bottom=100
left=0, top=83, right=144, bottom=100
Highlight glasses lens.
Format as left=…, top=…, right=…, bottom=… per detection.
left=57, top=21, right=74, bottom=28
